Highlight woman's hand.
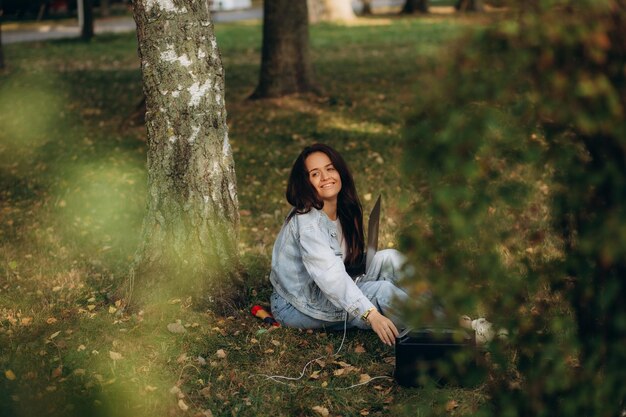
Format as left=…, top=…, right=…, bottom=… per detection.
left=368, top=309, right=399, bottom=346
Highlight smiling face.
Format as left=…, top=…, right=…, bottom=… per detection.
left=305, top=151, right=342, bottom=204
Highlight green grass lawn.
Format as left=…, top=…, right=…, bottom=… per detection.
left=0, top=14, right=491, bottom=417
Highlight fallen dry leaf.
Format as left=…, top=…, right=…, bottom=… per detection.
left=199, top=386, right=211, bottom=398
left=359, top=374, right=372, bottom=384
left=51, top=366, right=63, bottom=378
left=167, top=320, right=186, bottom=334
left=312, top=405, right=330, bottom=416
left=354, top=344, right=366, bottom=353
left=445, top=400, right=459, bottom=412
left=309, top=370, right=321, bottom=380
left=109, top=351, right=123, bottom=361
left=216, top=349, right=227, bottom=359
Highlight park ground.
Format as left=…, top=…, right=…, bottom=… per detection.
left=1, top=11, right=499, bottom=417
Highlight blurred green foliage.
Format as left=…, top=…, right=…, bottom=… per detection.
left=401, top=0, right=625, bottom=415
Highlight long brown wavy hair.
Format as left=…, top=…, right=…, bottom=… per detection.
left=286, top=143, right=365, bottom=275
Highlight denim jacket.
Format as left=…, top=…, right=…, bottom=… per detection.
left=269, top=208, right=375, bottom=322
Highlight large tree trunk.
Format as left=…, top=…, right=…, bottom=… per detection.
left=361, top=0, right=373, bottom=15
left=130, top=0, right=241, bottom=309
left=401, top=0, right=428, bottom=14
left=250, top=0, right=317, bottom=99
left=81, top=0, right=94, bottom=41
left=308, top=0, right=356, bottom=22
left=455, top=0, right=484, bottom=12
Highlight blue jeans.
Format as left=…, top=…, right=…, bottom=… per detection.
left=270, top=249, right=410, bottom=330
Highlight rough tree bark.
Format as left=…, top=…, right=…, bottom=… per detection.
left=308, top=0, right=356, bottom=23
left=130, top=0, right=241, bottom=308
left=81, top=0, right=94, bottom=41
left=250, top=0, right=317, bottom=99
left=455, top=0, right=484, bottom=12
left=401, top=0, right=428, bottom=14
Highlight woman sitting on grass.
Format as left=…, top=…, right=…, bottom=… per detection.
left=269, top=143, right=409, bottom=346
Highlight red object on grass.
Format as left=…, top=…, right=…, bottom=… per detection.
left=251, top=305, right=280, bottom=327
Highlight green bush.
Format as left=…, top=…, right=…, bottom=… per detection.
left=401, top=0, right=625, bottom=416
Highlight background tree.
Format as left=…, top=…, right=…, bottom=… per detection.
left=0, top=8, right=4, bottom=70
left=81, top=0, right=94, bottom=41
left=455, top=0, right=484, bottom=12
left=401, top=0, right=625, bottom=415
left=130, top=0, right=241, bottom=308
left=250, top=0, right=317, bottom=99
left=308, top=0, right=356, bottom=23
left=401, top=0, right=428, bottom=14
left=361, top=0, right=373, bottom=15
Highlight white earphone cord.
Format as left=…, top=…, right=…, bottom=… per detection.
left=251, top=312, right=393, bottom=389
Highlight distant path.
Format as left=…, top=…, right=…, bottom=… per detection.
left=3, top=0, right=410, bottom=45
left=2, top=7, right=263, bottom=44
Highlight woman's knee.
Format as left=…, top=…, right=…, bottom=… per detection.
left=362, top=280, right=408, bottom=308
left=372, top=249, right=406, bottom=279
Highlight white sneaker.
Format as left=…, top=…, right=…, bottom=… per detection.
left=471, top=318, right=495, bottom=344
left=460, top=316, right=508, bottom=345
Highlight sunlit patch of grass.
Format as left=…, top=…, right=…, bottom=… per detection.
left=319, top=114, right=396, bottom=136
